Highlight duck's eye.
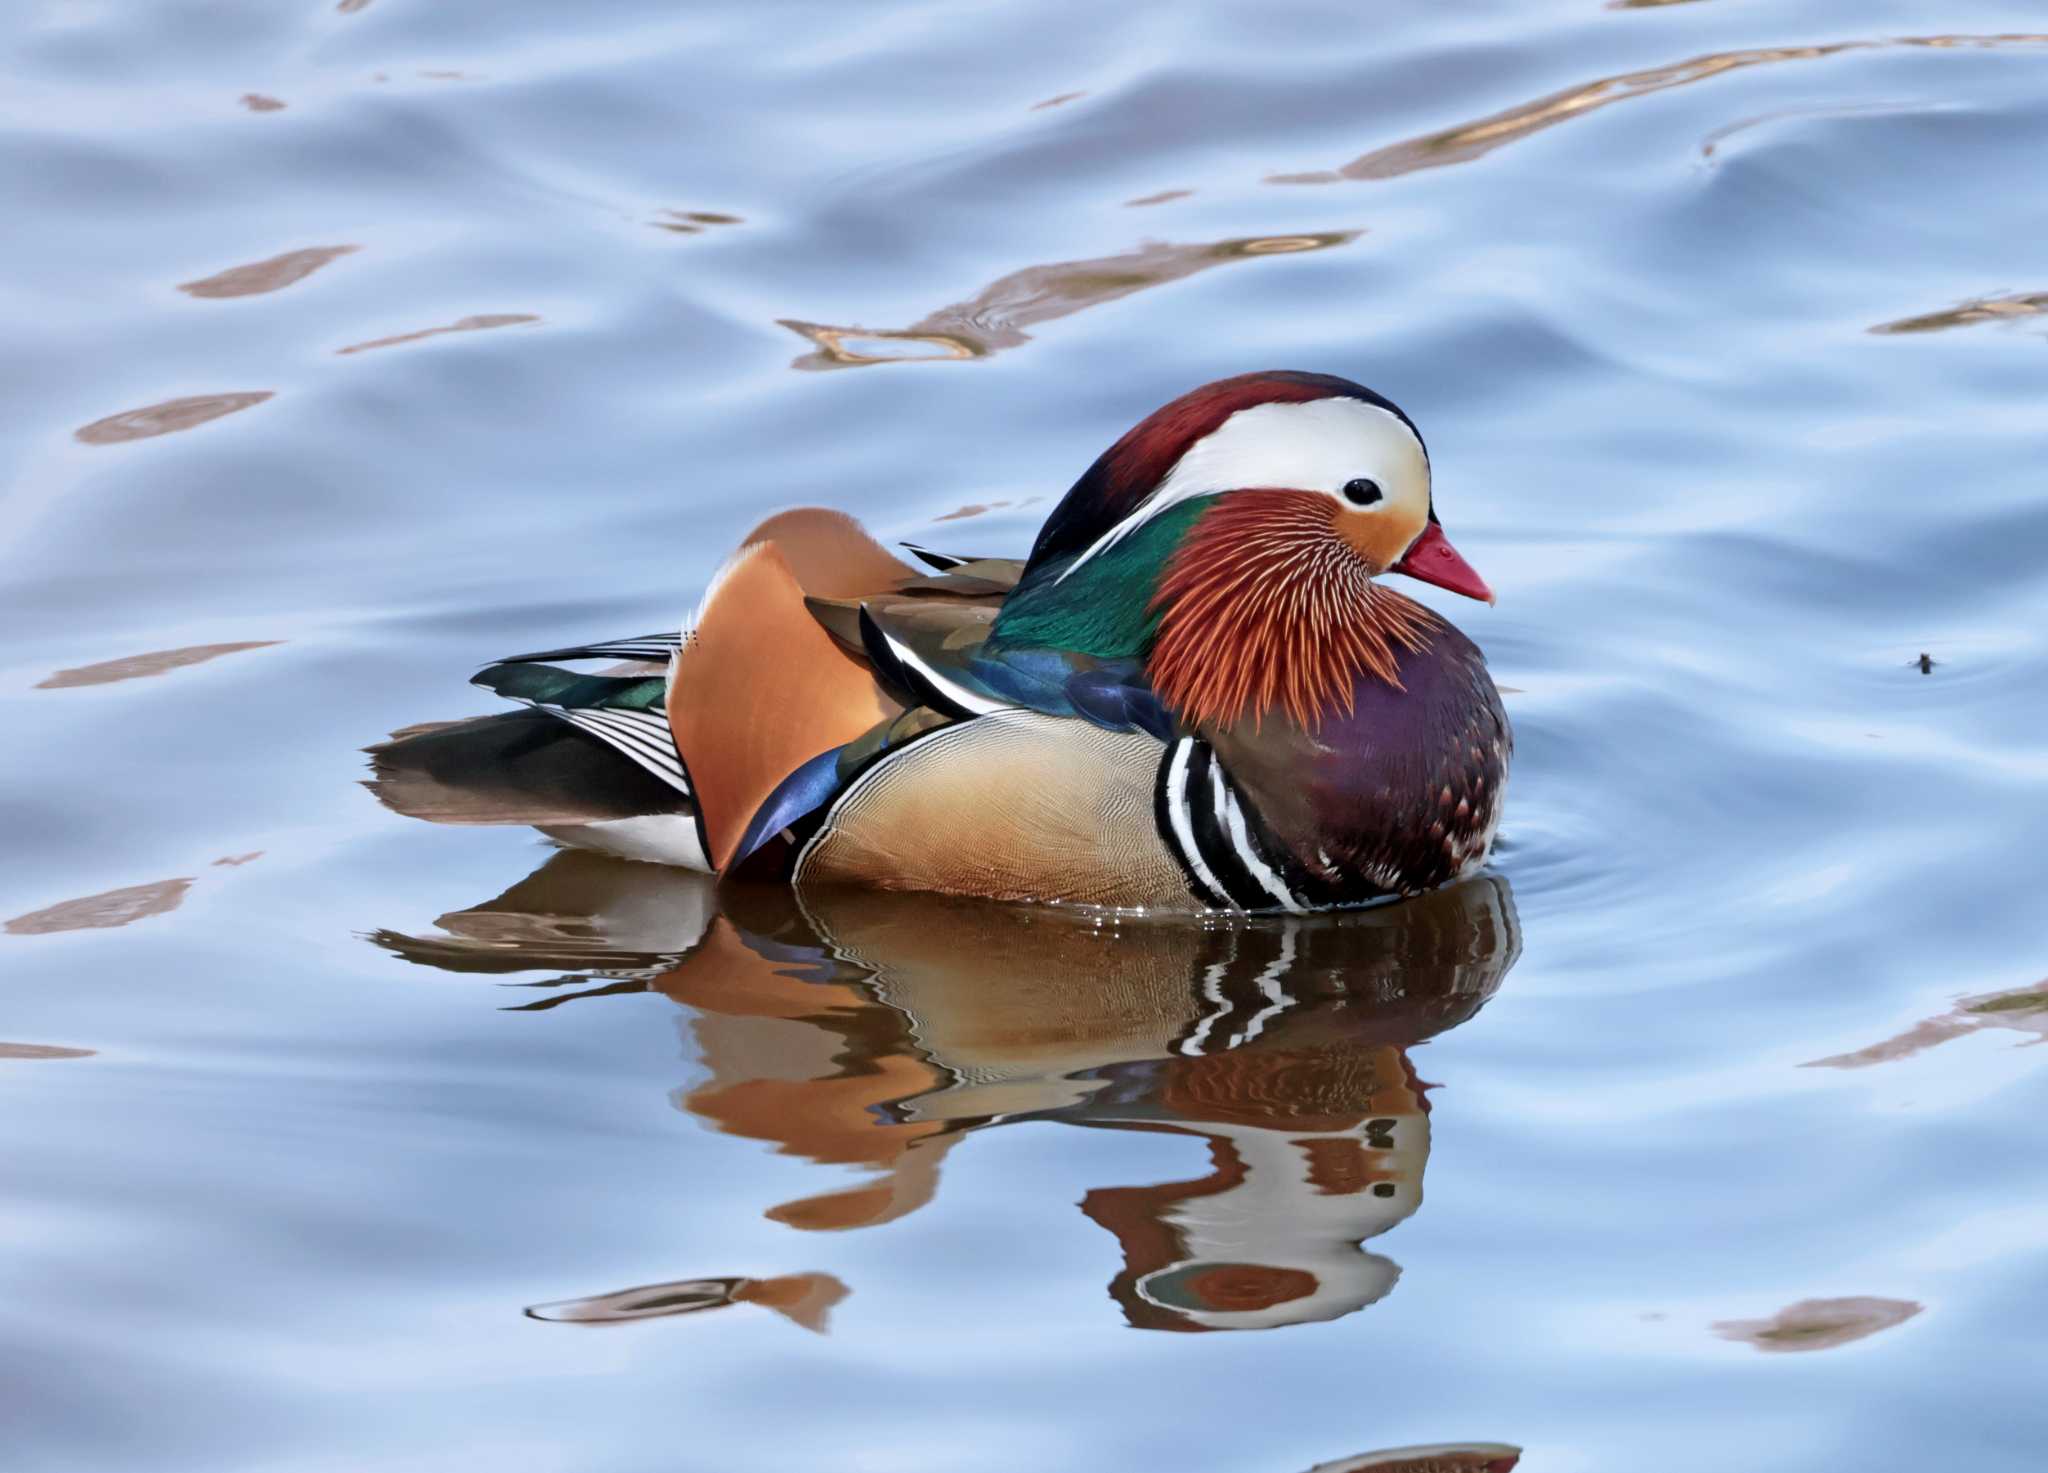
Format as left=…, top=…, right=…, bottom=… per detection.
left=1342, top=477, right=1383, bottom=506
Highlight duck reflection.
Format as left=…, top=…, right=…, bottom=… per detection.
left=375, top=857, right=1518, bottom=1332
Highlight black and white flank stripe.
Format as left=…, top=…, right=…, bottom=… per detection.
left=492, top=633, right=683, bottom=666
left=1154, top=738, right=1309, bottom=914
left=543, top=706, right=693, bottom=795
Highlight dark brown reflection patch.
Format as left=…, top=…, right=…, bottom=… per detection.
left=0, top=1043, right=97, bottom=1060
left=179, top=246, right=356, bottom=299
left=75, top=392, right=272, bottom=445
left=336, top=313, right=538, bottom=355
left=1304, top=1445, right=1521, bottom=1473
left=1713, top=1296, right=1921, bottom=1352
left=38, top=641, right=281, bottom=689
left=6, top=878, right=193, bottom=936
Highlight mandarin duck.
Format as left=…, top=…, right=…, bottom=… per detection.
left=368, top=371, right=1509, bottom=911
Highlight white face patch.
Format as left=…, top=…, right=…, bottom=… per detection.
left=1060, top=396, right=1431, bottom=580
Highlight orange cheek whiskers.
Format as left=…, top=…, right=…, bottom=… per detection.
left=1148, top=491, right=1439, bottom=731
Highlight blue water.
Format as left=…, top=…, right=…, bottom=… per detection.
left=4, top=2, right=2046, bottom=1469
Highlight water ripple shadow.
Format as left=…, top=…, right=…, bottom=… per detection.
left=74, top=392, right=272, bottom=445
left=1268, top=33, right=2048, bottom=185
left=780, top=231, right=1356, bottom=369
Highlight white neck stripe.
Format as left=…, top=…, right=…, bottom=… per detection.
left=1056, top=397, right=1429, bottom=582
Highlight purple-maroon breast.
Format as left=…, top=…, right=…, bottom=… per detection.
left=1212, top=623, right=1510, bottom=902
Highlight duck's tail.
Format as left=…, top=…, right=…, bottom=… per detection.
left=365, top=509, right=928, bottom=872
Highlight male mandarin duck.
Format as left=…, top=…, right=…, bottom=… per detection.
left=368, top=371, right=1509, bottom=911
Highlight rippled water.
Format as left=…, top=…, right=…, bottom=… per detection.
left=5, top=2, right=2047, bottom=1469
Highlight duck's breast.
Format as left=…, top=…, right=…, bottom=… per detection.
left=1212, top=625, right=1510, bottom=901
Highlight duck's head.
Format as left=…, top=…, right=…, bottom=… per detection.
left=996, top=371, right=1493, bottom=729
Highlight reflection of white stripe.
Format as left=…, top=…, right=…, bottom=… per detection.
left=1178, top=958, right=1236, bottom=1055
left=1165, top=741, right=1231, bottom=910
left=1236, top=924, right=1298, bottom=1044
left=1216, top=776, right=1305, bottom=913
left=879, top=628, right=1008, bottom=716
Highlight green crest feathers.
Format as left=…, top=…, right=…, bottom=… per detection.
left=988, top=499, right=1208, bottom=658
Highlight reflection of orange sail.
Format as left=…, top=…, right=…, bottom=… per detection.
left=375, top=857, right=1519, bottom=1334
left=779, top=232, right=1355, bottom=369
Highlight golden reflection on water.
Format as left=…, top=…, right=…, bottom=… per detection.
left=178, top=246, right=357, bottom=299
left=6, top=878, right=192, bottom=936
left=1712, top=1296, right=1922, bottom=1353
left=1803, top=975, right=2048, bottom=1067
left=376, top=857, right=1519, bottom=1333
left=780, top=231, right=1356, bottom=369
left=334, top=313, right=539, bottom=355
left=1869, top=290, right=2048, bottom=335
left=73, top=391, right=273, bottom=445
left=1267, top=34, right=2048, bottom=185
left=37, top=640, right=280, bottom=689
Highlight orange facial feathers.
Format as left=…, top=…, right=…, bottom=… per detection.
left=1147, top=491, right=1439, bottom=731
